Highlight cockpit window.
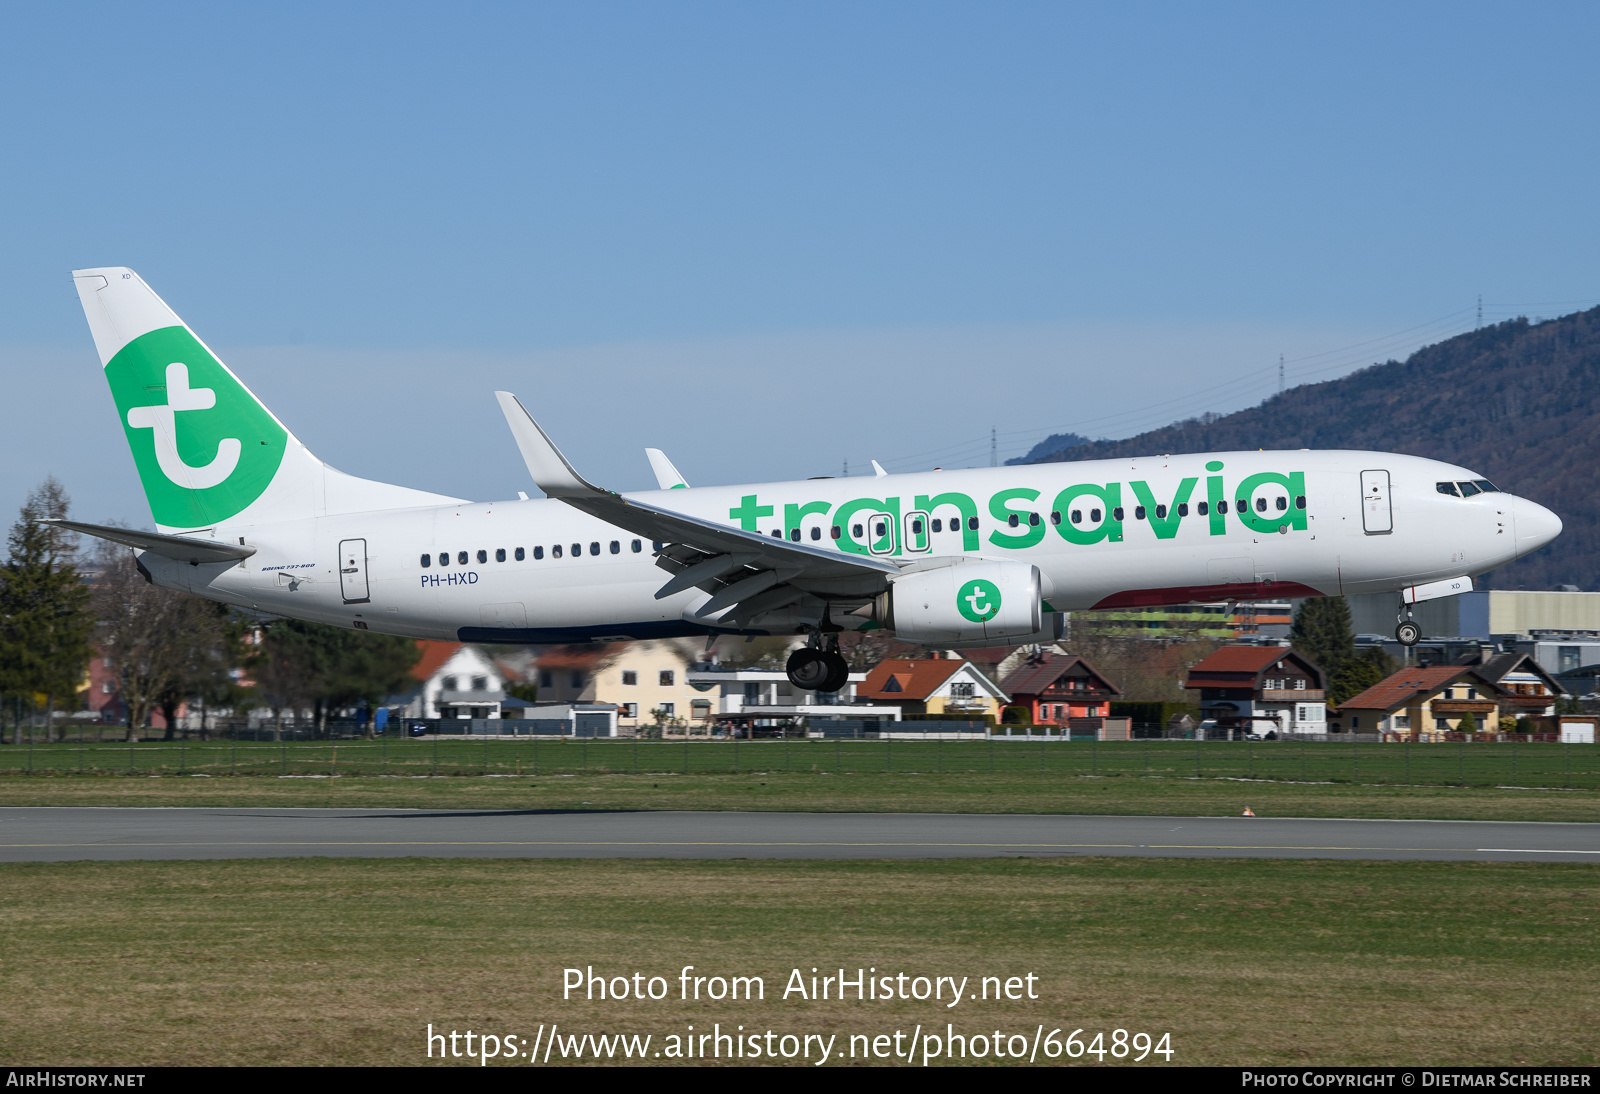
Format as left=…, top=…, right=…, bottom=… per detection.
left=1457, top=481, right=1481, bottom=497
left=1436, top=482, right=1459, bottom=496
left=1473, top=479, right=1499, bottom=493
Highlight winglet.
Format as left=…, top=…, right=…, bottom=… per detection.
left=494, top=391, right=607, bottom=499
left=871, top=460, right=888, bottom=478
left=645, top=448, right=690, bottom=490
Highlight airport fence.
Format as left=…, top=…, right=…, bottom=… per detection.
left=0, top=735, right=1597, bottom=789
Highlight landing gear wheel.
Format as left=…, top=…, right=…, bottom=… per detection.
left=786, top=648, right=849, bottom=693
left=1395, top=620, right=1421, bottom=646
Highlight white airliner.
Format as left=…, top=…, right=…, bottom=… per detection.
left=56, top=267, right=1563, bottom=692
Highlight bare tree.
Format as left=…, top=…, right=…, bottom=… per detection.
left=91, top=541, right=196, bottom=740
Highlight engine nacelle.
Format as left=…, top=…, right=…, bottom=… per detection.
left=879, top=559, right=1042, bottom=644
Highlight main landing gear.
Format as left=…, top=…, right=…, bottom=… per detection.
left=1395, top=601, right=1420, bottom=647
left=787, top=633, right=850, bottom=693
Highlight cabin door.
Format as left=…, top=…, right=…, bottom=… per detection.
left=1360, top=470, right=1392, bottom=534
left=338, top=538, right=371, bottom=603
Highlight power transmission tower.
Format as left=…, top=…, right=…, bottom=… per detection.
left=990, top=427, right=997, bottom=467
left=1477, top=295, right=1483, bottom=329
left=842, top=458, right=849, bottom=477
left=1278, top=354, right=1285, bottom=395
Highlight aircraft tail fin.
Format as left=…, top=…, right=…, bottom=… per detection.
left=72, top=267, right=461, bottom=532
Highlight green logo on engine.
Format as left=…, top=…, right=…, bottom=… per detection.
left=105, top=325, right=287, bottom=528
left=956, top=578, right=1002, bottom=623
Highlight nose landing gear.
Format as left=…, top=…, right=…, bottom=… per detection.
left=1395, top=601, right=1420, bottom=646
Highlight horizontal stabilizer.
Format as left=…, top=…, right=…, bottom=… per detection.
left=44, top=519, right=255, bottom=565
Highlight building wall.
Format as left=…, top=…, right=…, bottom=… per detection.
left=1351, top=590, right=1600, bottom=640
left=540, top=640, right=706, bottom=727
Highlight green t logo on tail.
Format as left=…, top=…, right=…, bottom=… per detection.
left=957, top=578, right=1002, bottom=623
left=105, top=326, right=287, bottom=528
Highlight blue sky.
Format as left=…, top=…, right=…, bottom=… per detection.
left=3, top=2, right=1598, bottom=526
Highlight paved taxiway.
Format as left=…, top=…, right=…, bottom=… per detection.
left=0, top=808, right=1597, bottom=862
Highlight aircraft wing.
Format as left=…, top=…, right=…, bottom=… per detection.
left=496, top=392, right=897, bottom=625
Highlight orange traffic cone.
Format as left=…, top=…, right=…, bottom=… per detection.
left=1242, top=808, right=1255, bottom=817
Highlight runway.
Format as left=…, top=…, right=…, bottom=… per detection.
left=0, top=808, right=1598, bottom=862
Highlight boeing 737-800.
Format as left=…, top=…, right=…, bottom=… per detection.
left=55, top=268, right=1563, bottom=692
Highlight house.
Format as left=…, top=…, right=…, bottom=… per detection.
left=525, top=639, right=712, bottom=730
left=1337, top=666, right=1505, bottom=740
left=399, top=641, right=510, bottom=720
left=1456, top=649, right=1565, bottom=723
left=684, top=666, right=901, bottom=731
left=1183, top=646, right=1327, bottom=735
left=999, top=652, right=1122, bottom=728
left=855, top=655, right=1009, bottom=719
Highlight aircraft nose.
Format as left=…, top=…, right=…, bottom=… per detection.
left=1513, top=497, right=1563, bottom=556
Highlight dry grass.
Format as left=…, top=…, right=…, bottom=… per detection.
left=1, top=770, right=1598, bottom=822
left=1, top=856, right=1595, bottom=1067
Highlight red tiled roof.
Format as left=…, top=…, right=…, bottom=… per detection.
left=1339, top=667, right=1500, bottom=712
left=410, top=641, right=462, bottom=681
left=1188, top=646, right=1290, bottom=674
left=858, top=658, right=965, bottom=701
left=1000, top=654, right=1122, bottom=699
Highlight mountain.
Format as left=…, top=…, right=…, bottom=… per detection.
left=1014, top=307, right=1600, bottom=591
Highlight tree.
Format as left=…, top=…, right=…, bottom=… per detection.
left=256, top=620, right=420, bottom=738
left=1328, top=645, right=1397, bottom=708
left=1290, top=597, right=1354, bottom=674
left=1457, top=711, right=1479, bottom=735
left=0, top=479, right=94, bottom=743
left=91, top=539, right=200, bottom=740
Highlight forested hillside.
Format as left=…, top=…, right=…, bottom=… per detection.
left=1016, top=307, right=1600, bottom=591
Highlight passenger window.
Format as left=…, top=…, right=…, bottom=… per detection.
left=912, top=520, right=923, bottom=534
left=874, top=521, right=887, bottom=537
left=1155, top=505, right=1167, bottom=519
left=831, top=526, right=842, bottom=540
left=790, top=528, right=801, bottom=541
left=771, top=529, right=781, bottom=538
left=495, top=548, right=505, bottom=562
left=1112, top=507, right=1124, bottom=521
left=1294, top=496, right=1306, bottom=510
left=632, top=540, right=642, bottom=552
left=420, top=554, right=431, bottom=568
left=610, top=540, right=620, bottom=554
left=1177, top=503, right=1188, bottom=517
left=1008, top=514, right=1019, bottom=528
left=1255, top=497, right=1267, bottom=513
left=439, top=553, right=449, bottom=566
left=810, top=527, right=821, bottom=540
left=515, top=547, right=525, bottom=561
left=932, top=518, right=943, bottom=532
left=1070, top=509, right=1082, bottom=524
left=653, top=541, right=664, bottom=551
left=458, top=551, right=469, bottom=565
left=1437, top=482, right=1460, bottom=496
left=967, top=517, right=979, bottom=530
left=1457, top=481, right=1481, bottom=497
left=590, top=542, right=600, bottom=555
left=532, top=546, right=542, bottom=560
left=1028, top=512, right=1040, bottom=527
left=553, top=545, right=563, bottom=558
left=1237, top=498, right=1248, bottom=512
left=1090, top=508, right=1102, bottom=522
left=1134, top=506, right=1146, bottom=520
left=852, top=523, right=863, bottom=537
left=1474, top=480, right=1499, bottom=493
left=1218, top=500, right=1228, bottom=514
left=1197, top=501, right=1209, bottom=516
left=1275, top=496, right=1287, bottom=511
left=477, top=549, right=488, bottom=563
left=1049, top=512, right=1060, bottom=526
left=572, top=543, right=581, bottom=556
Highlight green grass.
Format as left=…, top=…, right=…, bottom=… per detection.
left=1, top=856, right=1595, bottom=1066
left=2, top=769, right=1599, bottom=823
left=4, top=736, right=1597, bottom=788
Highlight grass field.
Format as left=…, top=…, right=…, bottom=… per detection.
left=3, top=735, right=1597, bottom=787
left=1, top=856, right=1594, bottom=1067
left=3, top=770, right=1600, bottom=822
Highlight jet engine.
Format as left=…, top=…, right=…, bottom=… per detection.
left=872, top=559, right=1043, bottom=644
